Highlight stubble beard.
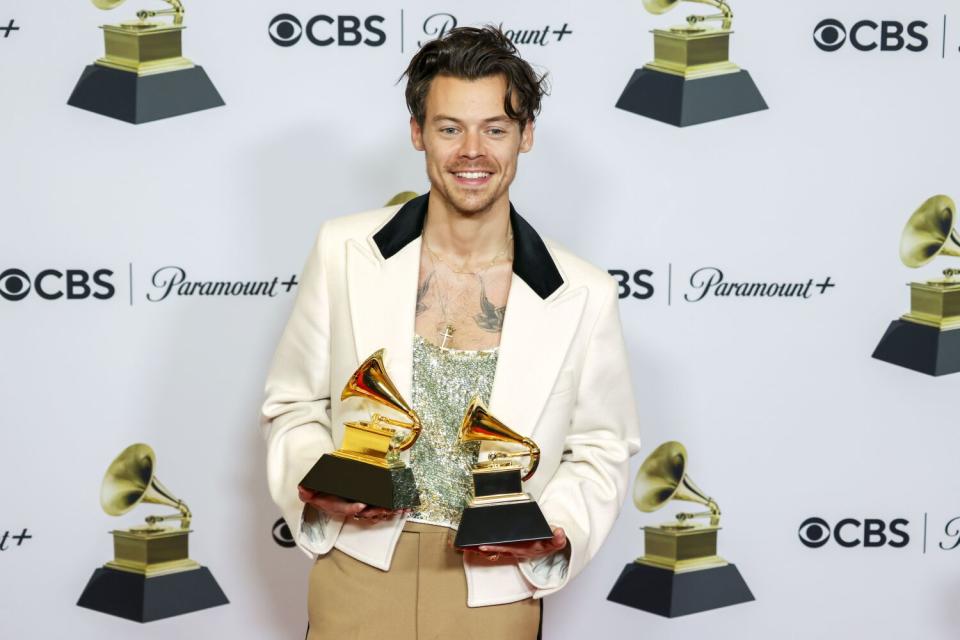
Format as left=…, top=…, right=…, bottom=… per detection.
left=429, top=169, right=511, bottom=218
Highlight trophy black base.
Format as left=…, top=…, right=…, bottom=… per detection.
left=616, top=67, right=767, bottom=127
left=300, top=454, right=420, bottom=509
left=77, top=566, right=228, bottom=622
left=607, top=562, right=753, bottom=618
left=454, top=501, right=553, bottom=548
left=67, top=65, right=224, bottom=124
left=872, top=319, right=960, bottom=376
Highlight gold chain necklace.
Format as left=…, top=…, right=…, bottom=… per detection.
left=423, top=226, right=512, bottom=349
left=423, top=226, right=513, bottom=275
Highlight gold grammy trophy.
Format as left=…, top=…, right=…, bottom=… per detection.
left=67, top=0, right=224, bottom=124
left=607, top=441, right=753, bottom=617
left=453, top=398, right=553, bottom=547
left=873, top=195, right=960, bottom=376
left=77, top=444, right=228, bottom=622
left=616, top=0, right=767, bottom=126
left=300, top=349, right=423, bottom=509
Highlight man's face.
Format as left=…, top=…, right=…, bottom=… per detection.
left=411, top=74, right=534, bottom=216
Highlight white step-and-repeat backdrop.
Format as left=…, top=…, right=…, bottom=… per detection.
left=2, top=0, right=959, bottom=638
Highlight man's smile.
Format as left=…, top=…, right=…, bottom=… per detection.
left=451, top=170, right=494, bottom=186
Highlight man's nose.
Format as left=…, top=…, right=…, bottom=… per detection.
left=459, top=130, right=483, bottom=159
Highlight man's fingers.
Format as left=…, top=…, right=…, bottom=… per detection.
left=311, top=495, right=366, bottom=516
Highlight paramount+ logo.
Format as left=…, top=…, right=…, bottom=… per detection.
left=798, top=517, right=910, bottom=549
left=813, top=18, right=928, bottom=52
left=0, top=268, right=114, bottom=301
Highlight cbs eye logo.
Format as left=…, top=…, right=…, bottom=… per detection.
left=798, top=517, right=910, bottom=549
left=271, top=517, right=295, bottom=548
left=813, top=18, right=928, bottom=52
left=813, top=19, right=846, bottom=52
left=268, top=14, right=386, bottom=47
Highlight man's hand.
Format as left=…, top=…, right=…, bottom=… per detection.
left=298, top=486, right=407, bottom=522
left=463, top=527, right=567, bottom=562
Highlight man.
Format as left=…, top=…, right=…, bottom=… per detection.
left=261, top=26, right=640, bottom=639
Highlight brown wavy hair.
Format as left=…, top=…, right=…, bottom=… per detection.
left=402, top=26, right=549, bottom=131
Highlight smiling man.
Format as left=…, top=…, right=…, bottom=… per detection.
left=261, top=26, right=641, bottom=640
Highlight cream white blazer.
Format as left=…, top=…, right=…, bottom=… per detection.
left=261, top=193, right=641, bottom=607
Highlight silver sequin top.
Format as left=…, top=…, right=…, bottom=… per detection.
left=408, top=334, right=499, bottom=529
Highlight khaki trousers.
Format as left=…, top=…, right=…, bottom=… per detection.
left=306, top=522, right=541, bottom=640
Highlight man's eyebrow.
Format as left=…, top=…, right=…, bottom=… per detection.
left=431, top=114, right=513, bottom=124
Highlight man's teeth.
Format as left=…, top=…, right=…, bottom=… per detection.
left=455, top=171, right=490, bottom=179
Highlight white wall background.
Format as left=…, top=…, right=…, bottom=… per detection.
left=2, top=0, right=959, bottom=638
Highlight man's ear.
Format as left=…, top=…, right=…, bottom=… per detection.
left=519, top=119, right=535, bottom=153
left=410, top=116, right=425, bottom=151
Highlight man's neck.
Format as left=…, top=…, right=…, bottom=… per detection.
left=422, top=191, right=512, bottom=268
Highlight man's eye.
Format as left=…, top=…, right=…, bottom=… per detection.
left=440, top=127, right=459, bottom=135
left=488, top=128, right=506, bottom=136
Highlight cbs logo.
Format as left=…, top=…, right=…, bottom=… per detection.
left=271, top=517, right=295, bottom=548
left=268, top=14, right=386, bottom=47
left=798, top=517, right=910, bottom=549
left=608, top=269, right=655, bottom=300
left=813, top=19, right=928, bottom=52
left=0, top=268, right=115, bottom=301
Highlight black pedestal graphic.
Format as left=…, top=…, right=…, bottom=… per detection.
left=607, top=562, right=754, bottom=618
left=300, top=454, right=420, bottom=510
left=67, top=65, right=224, bottom=124
left=872, top=319, right=960, bottom=376
left=616, top=68, right=767, bottom=127
left=454, top=501, right=553, bottom=547
left=77, top=566, right=228, bottom=622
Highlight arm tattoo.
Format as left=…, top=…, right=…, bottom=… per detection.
left=473, top=275, right=506, bottom=332
left=416, top=271, right=433, bottom=316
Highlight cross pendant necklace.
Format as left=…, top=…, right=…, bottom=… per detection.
left=438, top=323, right=456, bottom=349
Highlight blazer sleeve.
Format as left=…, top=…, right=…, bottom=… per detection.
left=519, top=278, right=642, bottom=596
left=260, top=223, right=344, bottom=558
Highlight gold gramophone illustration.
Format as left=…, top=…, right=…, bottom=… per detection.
left=453, top=397, right=553, bottom=547
left=608, top=441, right=753, bottom=617
left=300, top=349, right=423, bottom=509
left=385, top=191, right=420, bottom=207
left=873, top=195, right=960, bottom=376
left=616, top=0, right=767, bottom=127
left=77, top=443, right=228, bottom=622
left=67, top=0, right=224, bottom=124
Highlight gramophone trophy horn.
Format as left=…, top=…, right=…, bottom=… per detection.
left=873, top=195, right=960, bottom=376
left=100, top=442, right=191, bottom=527
left=67, top=0, right=224, bottom=124
left=643, top=0, right=733, bottom=29
left=608, top=441, right=753, bottom=618
left=633, top=440, right=719, bottom=525
left=77, top=444, right=228, bottom=622
left=616, top=0, right=766, bottom=127
left=899, top=195, right=960, bottom=268
left=453, top=398, right=553, bottom=548
left=299, top=349, right=422, bottom=509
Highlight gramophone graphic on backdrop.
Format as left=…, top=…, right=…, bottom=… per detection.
left=873, top=195, right=960, bottom=376
left=607, top=441, right=753, bottom=618
left=616, top=0, right=767, bottom=127
left=67, top=0, right=224, bottom=124
left=77, top=443, right=228, bottom=622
